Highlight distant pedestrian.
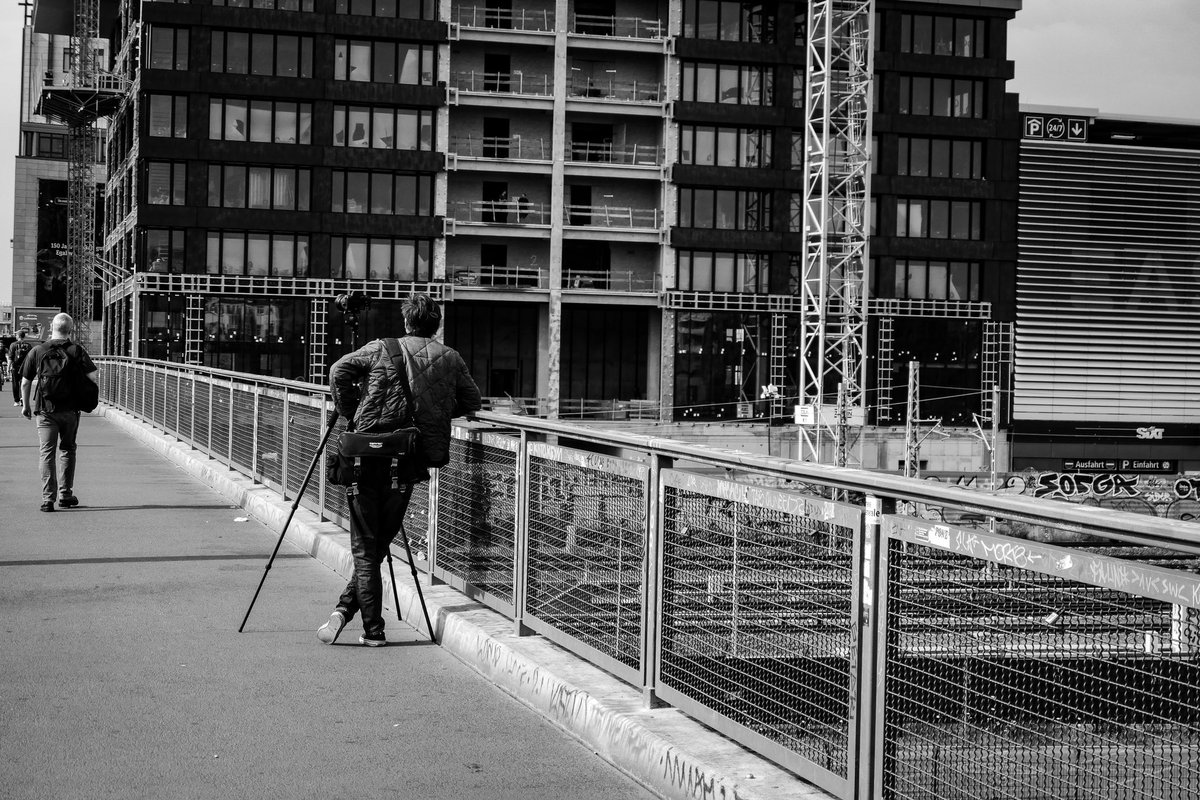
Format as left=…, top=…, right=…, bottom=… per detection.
left=8, top=330, right=35, bottom=406
left=21, top=314, right=98, bottom=512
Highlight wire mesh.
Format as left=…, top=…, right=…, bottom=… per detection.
left=434, top=433, right=518, bottom=608
left=177, top=375, right=194, bottom=443
left=210, top=383, right=233, bottom=463
left=285, top=400, right=324, bottom=503
left=256, top=392, right=284, bottom=488
left=525, top=445, right=648, bottom=673
left=133, top=364, right=147, bottom=418
left=194, top=380, right=213, bottom=455
left=400, top=481, right=431, bottom=569
left=321, top=418, right=353, bottom=523
left=881, top=523, right=1200, bottom=800
left=164, top=372, right=180, bottom=433
left=151, top=369, right=166, bottom=428
left=229, top=387, right=256, bottom=473
left=659, top=474, right=859, bottom=780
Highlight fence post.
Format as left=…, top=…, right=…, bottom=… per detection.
left=856, top=494, right=885, bottom=798
left=512, top=429, right=534, bottom=636
left=640, top=452, right=672, bottom=708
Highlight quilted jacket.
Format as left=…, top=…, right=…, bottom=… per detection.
left=330, top=336, right=482, bottom=467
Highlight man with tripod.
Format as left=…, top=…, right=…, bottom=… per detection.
left=319, top=292, right=481, bottom=646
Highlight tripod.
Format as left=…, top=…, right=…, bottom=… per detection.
left=238, top=410, right=437, bottom=644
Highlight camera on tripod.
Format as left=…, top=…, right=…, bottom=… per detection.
left=334, top=291, right=370, bottom=315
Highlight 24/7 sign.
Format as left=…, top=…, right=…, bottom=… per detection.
left=1024, top=114, right=1089, bottom=141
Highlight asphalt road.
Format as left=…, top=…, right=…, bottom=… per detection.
left=0, top=401, right=662, bottom=800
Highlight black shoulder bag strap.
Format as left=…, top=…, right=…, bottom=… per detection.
left=382, top=337, right=417, bottom=489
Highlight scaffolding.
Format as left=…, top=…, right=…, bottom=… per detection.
left=798, top=0, right=875, bottom=465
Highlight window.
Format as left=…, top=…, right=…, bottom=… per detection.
left=898, top=136, right=984, bottom=179
left=679, top=188, right=772, bottom=231
left=206, top=231, right=310, bottom=276
left=330, top=236, right=433, bottom=280
left=331, top=171, right=432, bottom=216
left=332, top=105, right=434, bottom=150
left=682, top=0, right=774, bottom=42
left=211, top=31, right=313, bottom=78
left=334, top=40, right=436, bottom=85
left=213, top=0, right=314, bottom=9
left=208, top=165, right=311, bottom=210
left=895, top=199, right=982, bottom=240
left=148, top=95, right=187, bottom=138
left=209, top=98, right=312, bottom=143
left=680, top=124, right=771, bottom=167
left=901, top=14, right=986, bottom=58
left=36, top=133, right=67, bottom=158
left=335, top=0, right=435, bottom=19
left=143, top=228, right=186, bottom=273
left=898, top=76, right=984, bottom=118
left=146, top=162, right=186, bottom=205
left=148, top=26, right=189, bottom=70
left=681, top=61, right=773, bottom=105
left=876, top=260, right=981, bottom=301
left=677, top=250, right=769, bottom=293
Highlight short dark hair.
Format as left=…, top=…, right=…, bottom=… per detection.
left=402, top=292, right=441, bottom=337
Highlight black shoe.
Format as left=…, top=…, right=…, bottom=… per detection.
left=40, top=502, right=55, bottom=512
left=59, top=496, right=79, bottom=508
left=359, top=632, right=387, bottom=647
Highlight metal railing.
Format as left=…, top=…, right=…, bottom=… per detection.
left=563, top=204, right=662, bottom=229
left=567, top=75, right=663, bottom=102
left=455, top=4, right=554, bottom=32
left=568, top=141, right=663, bottom=166
left=448, top=199, right=551, bottom=225
left=570, top=13, right=664, bottom=39
left=449, top=135, right=552, bottom=161
left=451, top=70, right=553, bottom=97
left=98, top=358, right=1200, bottom=800
left=449, top=265, right=545, bottom=288
left=561, top=269, right=658, bottom=292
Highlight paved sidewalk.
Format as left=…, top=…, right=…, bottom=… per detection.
left=1, top=401, right=824, bottom=800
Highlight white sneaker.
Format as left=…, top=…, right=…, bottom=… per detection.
left=317, top=610, right=347, bottom=644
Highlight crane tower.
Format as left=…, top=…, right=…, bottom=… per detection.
left=798, top=0, right=875, bottom=465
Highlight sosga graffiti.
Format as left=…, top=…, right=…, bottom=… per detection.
left=924, top=471, right=1200, bottom=523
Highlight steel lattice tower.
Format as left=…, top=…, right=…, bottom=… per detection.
left=798, top=0, right=875, bottom=465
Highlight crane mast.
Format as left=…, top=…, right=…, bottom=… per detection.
left=799, top=0, right=875, bottom=465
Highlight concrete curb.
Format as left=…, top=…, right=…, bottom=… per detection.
left=101, top=407, right=831, bottom=800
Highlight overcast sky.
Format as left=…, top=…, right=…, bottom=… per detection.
left=3, top=1, right=1199, bottom=306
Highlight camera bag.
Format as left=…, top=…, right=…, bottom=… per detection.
left=326, top=337, right=423, bottom=491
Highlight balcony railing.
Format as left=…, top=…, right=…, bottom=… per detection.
left=567, top=76, right=662, bottom=102
left=455, top=4, right=554, bottom=32
left=449, top=199, right=551, bottom=225
left=568, top=141, right=663, bottom=166
left=99, top=358, right=1200, bottom=800
left=571, top=13, right=664, bottom=39
left=449, top=135, right=552, bottom=161
left=562, top=269, right=658, bottom=292
left=452, top=70, right=553, bottom=97
left=563, top=204, right=662, bottom=229
left=450, top=265, right=546, bottom=288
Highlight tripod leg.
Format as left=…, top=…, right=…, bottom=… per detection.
left=396, top=515, right=438, bottom=644
left=384, top=548, right=403, bottom=625
left=239, top=411, right=339, bottom=632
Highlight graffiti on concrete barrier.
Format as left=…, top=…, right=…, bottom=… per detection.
left=925, top=471, right=1200, bottom=522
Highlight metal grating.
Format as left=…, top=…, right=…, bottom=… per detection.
left=321, top=418, right=353, bottom=523
left=659, top=471, right=860, bottom=787
left=229, top=388, right=256, bottom=473
left=177, top=375, right=194, bottom=443
left=525, top=443, right=648, bottom=676
left=256, top=393, right=285, bottom=488
left=882, top=519, right=1200, bottom=800
left=194, top=381, right=213, bottom=455
left=434, top=432, right=518, bottom=609
left=285, top=401, right=324, bottom=503
left=399, top=481, right=431, bottom=569
left=151, top=370, right=167, bottom=428
left=210, top=383, right=233, bottom=463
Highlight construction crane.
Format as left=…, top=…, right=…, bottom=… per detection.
left=34, top=0, right=125, bottom=349
left=798, top=0, right=875, bottom=466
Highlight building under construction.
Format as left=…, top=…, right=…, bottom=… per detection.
left=12, top=0, right=1028, bottom=470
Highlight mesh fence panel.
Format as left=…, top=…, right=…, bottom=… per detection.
left=133, top=365, right=147, bottom=418
left=401, top=481, right=430, bottom=568
left=882, top=521, right=1200, bottom=800
left=256, top=393, right=285, bottom=487
left=194, top=380, right=213, bottom=455
left=286, top=401, right=324, bottom=502
left=151, top=369, right=167, bottom=428
left=177, top=376, right=194, bottom=443
left=659, top=473, right=859, bottom=780
left=525, top=444, right=648, bottom=673
left=210, top=383, right=232, bottom=463
left=229, top=387, right=256, bottom=473
left=434, top=434, right=517, bottom=607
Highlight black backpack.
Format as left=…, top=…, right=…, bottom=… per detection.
left=36, top=343, right=98, bottom=413
left=12, top=340, right=33, bottom=372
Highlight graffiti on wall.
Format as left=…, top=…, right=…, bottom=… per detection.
left=925, top=471, right=1200, bottom=522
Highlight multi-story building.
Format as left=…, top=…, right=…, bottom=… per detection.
left=1014, top=105, right=1200, bottom=472
left=15, top=0, right=1026, bottom=469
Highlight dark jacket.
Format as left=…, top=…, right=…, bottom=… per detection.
left=330, top=336, right=481, bottom=467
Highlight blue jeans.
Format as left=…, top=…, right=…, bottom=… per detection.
left=337, top=466, right=414, bottom=636
left=37, top=410, right=81, bottom=504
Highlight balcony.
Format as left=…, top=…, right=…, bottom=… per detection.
left=449, top=199, right=552, bottom=226
left=450, top=135, right=552, bottom=162
left=570, top=13, right=664, bottom=39
left=450, top=264, right=546, bottom=288
left=567, top=75, right=662, bottom=103
left=568, top=141, right=663, bottom=167
left=563, top=203, right=662, bottom=230
left=562, top=269, right=659, bottom=292
left=454, top=4, right=554, bottom=32
left=452, top=70, right=554, bottom=99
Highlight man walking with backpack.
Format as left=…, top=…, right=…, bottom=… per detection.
left=21, top=314, right=98, bottom=512
left=7, top=330, right=34, bottom=406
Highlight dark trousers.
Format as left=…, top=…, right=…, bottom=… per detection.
left=337, top=467, right=413, bottom=637
left=37, top=410, right=81, bottom=504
